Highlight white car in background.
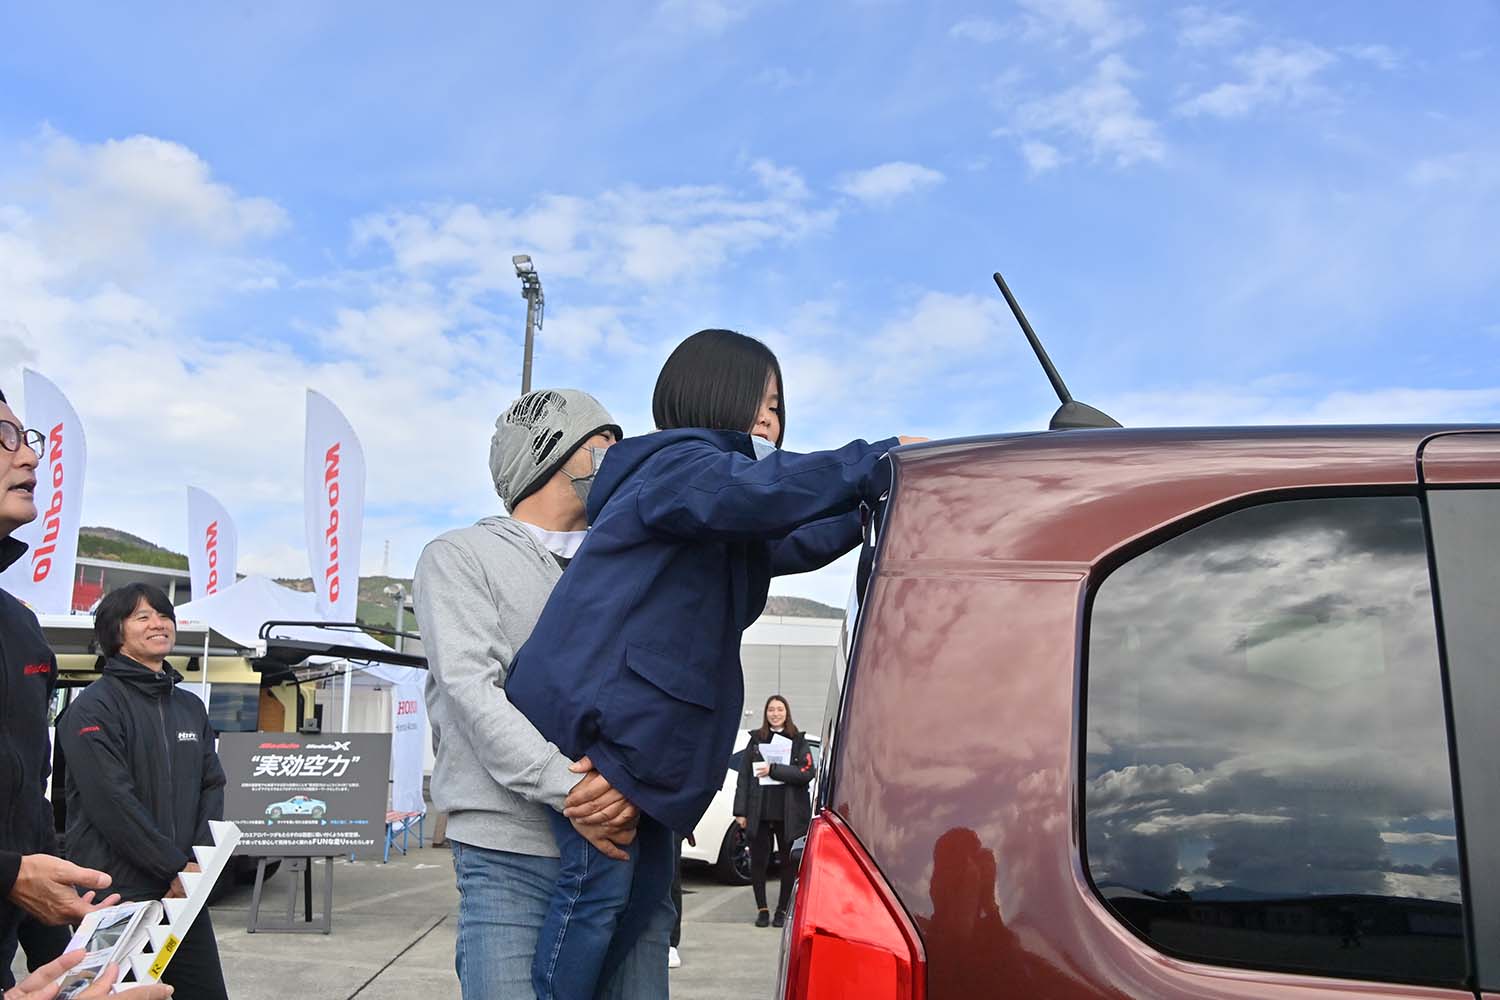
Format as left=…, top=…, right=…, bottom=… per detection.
left=681, top=730, right=821, bottom=884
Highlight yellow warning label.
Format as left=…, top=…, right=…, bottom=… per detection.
left=147, top=935, right=181, bottom=979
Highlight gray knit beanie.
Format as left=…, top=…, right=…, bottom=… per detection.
left=490, top=389, right=623, bottom=510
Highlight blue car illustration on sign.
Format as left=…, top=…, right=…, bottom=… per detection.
left=265, top=795, right=327, bottom=819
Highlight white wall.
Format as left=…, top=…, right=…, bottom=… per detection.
left=740, top=616, right=841, bottom=737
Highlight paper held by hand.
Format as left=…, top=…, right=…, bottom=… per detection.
left=758, top=734, right=793, bottom=785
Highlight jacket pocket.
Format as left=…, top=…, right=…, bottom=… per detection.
left=601, top=643, right=716, bottom=790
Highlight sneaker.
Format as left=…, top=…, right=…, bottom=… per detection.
left=772, top=909, right=786, bottom=928
left=668, top=946, right=682, bottom=969
left=755, top=909, right=771, bottom=927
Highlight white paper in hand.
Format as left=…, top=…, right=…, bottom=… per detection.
left=758, top=734, right=793, bottom=785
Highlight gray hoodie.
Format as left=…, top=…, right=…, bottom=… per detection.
left=413, top=515, right=579, bottom=856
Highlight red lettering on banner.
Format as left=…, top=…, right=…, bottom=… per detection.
left=204, top=520, right=220, bottom=594
left=397, top=700, right=418, bottom=716
left=258, top=742, right=300, bottom=749
left=323, top=443, right=341, bottom=605
left=32, top=423, right=65, bottom=584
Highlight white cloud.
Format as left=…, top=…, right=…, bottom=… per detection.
left=656, top=0, right=753, bottom=34
left=1407, top=152, right=1500, bottom=189
left=36, top=130, right=286, bottom=244
left=1176, top=43, right=1336, bottom=119
left=867, top=292, right=1018, bottom=385
left=352, top=161, right=831, bottom=290
left=541, top=305, right=645, bottom=361
left=1341, top=43, right=1402, bottom=71
left=1017, top=0, right=1141, bottom=52
left=837, top=162, right=945, bottom=204
left=2, top=129, right=286, bottom=294
left=1021, top=140, right=1065, bottom=174
left=1176, top=6, right=1250, bottom=48
left=949, top=17, right=1007, bottom=44
left=751, top=67, right=808, bottom=91
left=750, top=158, right=810, bottom=201
left=1017, top=55, right=1166, bottom=166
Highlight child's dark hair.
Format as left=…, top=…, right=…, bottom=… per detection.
left=754, top=694, right=799, bottom=742
left=94, top=583, right=176, bottom=657
left=652, top=330, right=785, bottom=447
left=0, top=388, right=7, bottom=403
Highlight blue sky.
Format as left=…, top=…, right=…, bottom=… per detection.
left=2, top=1, right=1497, bottom=605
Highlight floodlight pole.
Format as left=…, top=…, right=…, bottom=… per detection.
left=521, top=290, right=538, bottom=394
left=513, top=254, right=544, bottom=395
left=385, top=583, right=407, bottom=654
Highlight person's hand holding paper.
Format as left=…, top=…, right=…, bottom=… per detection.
left=757, top=733, right=793, bottom=785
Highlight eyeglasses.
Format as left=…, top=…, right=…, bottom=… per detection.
left=0, top=419, right=45, bottom=459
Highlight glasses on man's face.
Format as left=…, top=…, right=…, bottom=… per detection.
left=0, top=419, right=45, bottom=459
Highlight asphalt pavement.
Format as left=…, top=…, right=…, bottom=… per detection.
left=193, top=843, right=781, bottom=999
left=7, top=842, right=781, bottom=997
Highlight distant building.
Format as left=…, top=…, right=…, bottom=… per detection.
left=71, top=556, right=194, bottom=612
left=739, top=615, right=842, bottom=737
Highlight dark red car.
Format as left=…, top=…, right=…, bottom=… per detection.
left=780, top=426, right=1500, bottom=1000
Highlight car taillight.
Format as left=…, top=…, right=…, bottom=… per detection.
left=781, top=812, right=925, bottom=1000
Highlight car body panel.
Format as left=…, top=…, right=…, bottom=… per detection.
left=1419, top=430, right=1500, bottom=484
left=827, top=425, right=1496, bottom=1000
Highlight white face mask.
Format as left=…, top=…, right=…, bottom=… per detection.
left=564, top=447, right=610, bottom=505
left=751, top=436, right=777, bottom=461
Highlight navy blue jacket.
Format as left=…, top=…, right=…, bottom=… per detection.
left=506, top=429, right=896, bottom=832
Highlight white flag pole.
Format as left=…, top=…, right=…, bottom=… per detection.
left=200, top=630, right=211, bottom=705
left=341, top=659, right=353, bottom=733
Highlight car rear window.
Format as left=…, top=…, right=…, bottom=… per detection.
left=1084, top=496, right=1465, bottom=986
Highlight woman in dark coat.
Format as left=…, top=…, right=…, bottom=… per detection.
left=733, top=695, right=814, bottom=927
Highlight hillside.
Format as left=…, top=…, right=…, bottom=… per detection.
left=764, top=595, right=842, bottom=619
left=79, top=526, right=189, bottom=570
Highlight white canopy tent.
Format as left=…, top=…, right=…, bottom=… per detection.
left=175, top=575, right=429, bottom=814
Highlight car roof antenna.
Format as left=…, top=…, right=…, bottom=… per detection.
left=993, top=271, right=1122, bottom=430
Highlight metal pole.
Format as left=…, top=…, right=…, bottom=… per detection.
left=394, top=600, right=406, bottom=654
left=341, top=660, right=352, bottom=733
left=521, top=291, right=537, bottom=394
left=201, top=630, right=211, bottom=707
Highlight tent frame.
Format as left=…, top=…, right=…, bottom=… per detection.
left=256, top=620, right=427, bottom=670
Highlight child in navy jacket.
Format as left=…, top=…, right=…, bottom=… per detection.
left=506, top=329, right=915, bottom=998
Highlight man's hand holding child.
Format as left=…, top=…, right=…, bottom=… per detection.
left=565, top=756, right=640, bottom=861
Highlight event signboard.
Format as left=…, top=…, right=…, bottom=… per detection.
left=220, top=732, right=391, bottom=856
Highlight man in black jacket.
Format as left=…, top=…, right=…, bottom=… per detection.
left=60, top=583, right=228, bottom=999
left=0, top=390, right=162, bottom=998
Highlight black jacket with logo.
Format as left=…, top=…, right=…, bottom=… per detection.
left=59, top=655, right=226, bottom=900
left=733, top=729, right=815, bottom=838
left=0, top=537, right=61, bottom=926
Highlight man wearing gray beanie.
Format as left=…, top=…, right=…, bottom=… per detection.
left=415, top=389, right=671, bottom=998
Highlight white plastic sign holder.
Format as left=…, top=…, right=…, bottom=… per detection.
left=114, top=820, right=241, bottom=991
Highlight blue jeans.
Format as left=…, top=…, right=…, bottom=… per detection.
left=534, top=811, right=676, bottom=1000
left=451, top=836, right=673, bottom=1000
